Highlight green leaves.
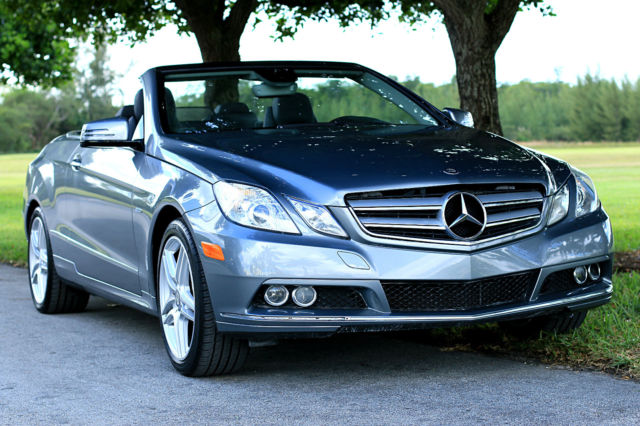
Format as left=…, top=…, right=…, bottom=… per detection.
left=0, top=0, right=181, bottom=86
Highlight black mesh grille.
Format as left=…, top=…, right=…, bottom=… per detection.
left=539, top=269, right=577, bottom=295
left=381, top=270, right=539, bottom=312
left=252, top=286, right=367, bottom=309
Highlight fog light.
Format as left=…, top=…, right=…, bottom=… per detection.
left=264, top=285, right=289, bottom=306
left=588, top=263, right=601, bottom=281
left=291, top=286, right=317, bottom=307
left=573, top=266, right=588, bottom=285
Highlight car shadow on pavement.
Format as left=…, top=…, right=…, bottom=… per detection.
left=80, top=296, right=511, bottom=379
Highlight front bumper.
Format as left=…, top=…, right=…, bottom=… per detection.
left=186, top=204, right=613, bottom=336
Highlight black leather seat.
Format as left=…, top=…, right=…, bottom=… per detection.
left=213, top=102, right=257, bottom=129
left=270, top=93, right=316, bottom=126
left=128, top=90, right=144, bottom=140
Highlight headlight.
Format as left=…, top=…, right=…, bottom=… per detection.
left=214, top=182, right=299, bottom=234
left=548, top=184, right=569, bottom=226
left=572, top=167, right=599, bottom=217
left=288, top=197, right=348, bottom=237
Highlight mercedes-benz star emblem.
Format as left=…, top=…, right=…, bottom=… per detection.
left=442, top=192, right=487, bottom=240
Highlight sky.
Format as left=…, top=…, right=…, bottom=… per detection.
left=106, top=0, right=640, bottom=104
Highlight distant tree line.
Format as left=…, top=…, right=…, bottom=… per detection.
left=0, top=45, right=117, bottom=153
left=1, top=71, right=639, bottom=153
left=409, top=74, right=640, bottom=142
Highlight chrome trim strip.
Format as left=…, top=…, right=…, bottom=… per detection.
left=477, top=191, right=543, bottom=204
left=364, top=223, right=445, bottom=230
left=354, top=206, right=440, bottom=212
left=486, top=214, right=541, bottom=227
left=348, top=197, right=442, bottom=209
left=221, top=287, right=611, bottom=324
left=483, top=198, right=543, bottom=208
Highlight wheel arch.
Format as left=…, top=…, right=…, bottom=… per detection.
left=24, top=198, right=41, bottom=238
left=147, top=200, right=207, bottom=301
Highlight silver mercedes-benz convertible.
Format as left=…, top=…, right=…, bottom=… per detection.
left=23, top=61, right=613, bottom=376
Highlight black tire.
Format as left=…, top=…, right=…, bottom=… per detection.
left=27, top=208, right=90, bottom=314
left=157, top=219, right=248, bottom=376
left=499, top=310, right=588, bottom=337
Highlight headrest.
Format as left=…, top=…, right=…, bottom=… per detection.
left=134, top=89, right=144, bottom=119
left=215, top=102, right=250, bottom=115
left=272, top=93, right=315, bottom=125
left=116, top=105, right=134, bottom=118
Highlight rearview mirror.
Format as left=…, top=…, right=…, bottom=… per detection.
left=251, top=82, right=298, bottom=98
left=443, top=107, right=474, bottom=128
left=80, top=117, right=129, bottom=143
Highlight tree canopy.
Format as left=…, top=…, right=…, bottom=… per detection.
left=266, top=0, right=554, bottom=134
left=1, top=0, right=555, bottom=134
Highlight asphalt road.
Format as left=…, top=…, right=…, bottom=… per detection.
left=1, top=264, right=639, bottom=425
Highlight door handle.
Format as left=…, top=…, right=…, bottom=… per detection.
left=70, top=154, right=82, bottom=171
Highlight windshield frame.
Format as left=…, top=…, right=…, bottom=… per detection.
left=155, top=61, right=446, bottom=135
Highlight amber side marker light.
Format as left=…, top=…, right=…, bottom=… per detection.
left=201, top=242, right=224, bottom=261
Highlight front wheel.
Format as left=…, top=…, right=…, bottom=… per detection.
left=157, top=219, right=248, bottom=376
left=28, top=207, right=89, bottom=314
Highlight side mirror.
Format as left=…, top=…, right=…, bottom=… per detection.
left=443, top=107, right=474, bottom=128
left=80, top=117, right=130, bottom=144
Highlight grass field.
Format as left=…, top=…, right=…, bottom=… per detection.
left=1, top=143, right=639, bottom=378
left=0, top=153, right=33, bottom=266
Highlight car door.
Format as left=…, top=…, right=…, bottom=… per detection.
left=62, top=144, right=141, bottom=294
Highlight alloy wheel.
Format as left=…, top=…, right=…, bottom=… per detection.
left=159, top=236, right=196, bottom=362
left=29, top=216, right=48, bottom=305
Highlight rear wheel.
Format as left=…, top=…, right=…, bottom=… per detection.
left=28, top=208, right=89, bottom=314
left=157, top=219, right=248, bottom=376
left=500, top=310, right=588, bottom=337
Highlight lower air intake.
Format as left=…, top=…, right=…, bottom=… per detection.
left=381, top=270, right=539, bottom=312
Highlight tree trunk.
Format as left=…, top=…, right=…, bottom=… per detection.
left=173, top=0, right=257, bottom=105
left=451, top=41, right=502, bottom=134
left=437, top=0, right=521, bottom=135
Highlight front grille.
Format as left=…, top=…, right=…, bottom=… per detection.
left=346, top=183, right=545, bottom=243
left=381, top=270, right=539, bottom=312
left=252, top=286, right=367, bottom=310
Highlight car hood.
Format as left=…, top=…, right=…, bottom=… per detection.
left=157, top=125, right=563, bottom=206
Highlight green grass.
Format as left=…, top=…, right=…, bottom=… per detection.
left=1, top=144, right=639, bottom=378
left=0, top=153, right=34, bottom=266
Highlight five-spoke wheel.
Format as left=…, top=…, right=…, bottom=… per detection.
left=27, top=207, right=89, bottom=313
left=29, top=216, right=49, bottom=305
left=159, top=236, right=196, bottom=361
left=157, top=219, right=248, bottom=376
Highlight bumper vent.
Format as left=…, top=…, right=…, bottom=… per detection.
left=346, top=184, right=545, bottom=244
left=381, top=270, right=539, bottom=312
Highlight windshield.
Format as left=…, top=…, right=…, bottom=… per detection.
left=160, top=68, right=439, bottom=133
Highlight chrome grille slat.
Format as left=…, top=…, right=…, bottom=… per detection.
left=483, top=198, right=543, bottom=208
left=476, top=191, right=543, bottom=204
left=486, top=214, right=541, bottom=227
left=349, top=197, right=442, bottom=209
left=346, top=184, right=546, bottom=244
left=486, top=208, right=541, bottom=225
left=360, top=216, right=444, bottom=230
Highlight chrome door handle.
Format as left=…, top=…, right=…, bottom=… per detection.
left=70, top=154, right=82, bottom=171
